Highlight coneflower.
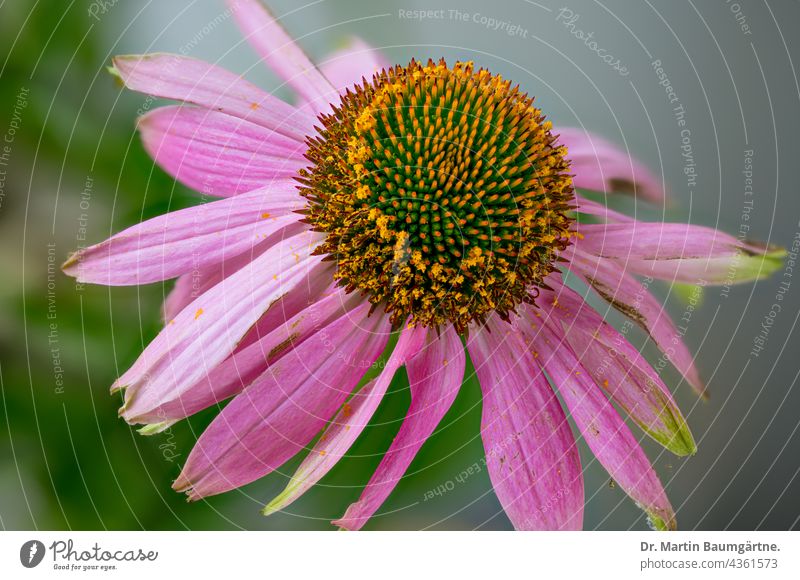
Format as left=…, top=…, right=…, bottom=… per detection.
left=63, top=0, right=783, bottom=530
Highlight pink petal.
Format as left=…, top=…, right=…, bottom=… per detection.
left=533, top=286, right=695, bottom=456
left=318, top=37, right=390, bottom=93
left=163, top=274, right=197, bottom=323
left=575, top=222, right=777, bottom=284
left=227, top=0, right=335, bottom=112
left=116, top=231, right=323, bottom=419
left=467, top=316, right=584, bottom=530
left=63, top=184, right=305, bottom=286
left=173, top=302, right=392, bottom=499
left=161, top=221, right=308, bottom=322
left=112, top=53, right=315, bottom=141
left=263, top=324, right=428, bottom=515
left=333, top=325, right=464, bottom=530
left=526, top=315, right=676, bottom=530
left=569, top=249, right=705, bottom=396
left=236, top=261, right=336, bottom=351
left=559, top=128, right=666, bottom=204
left=133, top=286, right=362, bottom=424
left=139, top=106, right=307, bottom=197
left=573, top=193, right=634, bottom=223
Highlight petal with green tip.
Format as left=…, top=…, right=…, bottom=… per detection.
left=537, top=290, right=696, bottom=456
left=528, top=314, right=677, bottom=531
left=263, top=325, right=428, bottom=516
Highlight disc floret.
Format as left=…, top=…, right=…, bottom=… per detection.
left=299, top=59, right=574, bottom=332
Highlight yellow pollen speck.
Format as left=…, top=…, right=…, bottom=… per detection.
left=250, top=102, right=260, bottom=110
left=194, top=308, right=203, bottom=320
left=261, top=212, right=271, bottom=219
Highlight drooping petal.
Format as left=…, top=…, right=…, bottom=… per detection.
left=227, top=0, right=335, bottom=111
left=532, top=286, right=695, bottom=456
left=568, top=250, right=705, bottom=396
left=133, top=287, right=363, bottom=425
left=558, top=128, right=665, bottom=204
left=467, top=316, right=584, bottom=530
left=163, top=274, right=197, bottom=324
left=161, top=221, right=308, bottom=322
left=63, top=183, right=305, bottom=286
left=138, top=106, right=307, bottom=197
left=263, top=324, right=428, bottom=516
left=333, top=325, right=464, bottom=530
left=318, top=37, right=390, bottom=93
left=111, top=53, right=315, bottom=140
left=236, top=261, right=336, bottom=351
left=526, top=315, right=676, bottom=530
left=575, top=222, right=784, bottom=284
left=173, top=302, right=391, bottom=499
left=573, top=193, right=634, bottom=223
left=116, top=231, right=323, bottom=420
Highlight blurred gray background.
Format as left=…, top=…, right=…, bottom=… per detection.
left=1, top=0, right=798, bottom=530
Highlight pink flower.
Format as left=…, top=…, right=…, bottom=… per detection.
left=63, top=0, right=783, bottom=530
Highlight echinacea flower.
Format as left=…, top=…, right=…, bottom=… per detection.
left=63, top=0, right=784, bottom=530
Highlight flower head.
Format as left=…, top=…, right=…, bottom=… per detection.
left=63, top=0, right=783, bottom=530
left=302, top=58, right=574, bottom=331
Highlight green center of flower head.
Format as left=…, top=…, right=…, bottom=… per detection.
left=299, top=59, right=575, bottom=333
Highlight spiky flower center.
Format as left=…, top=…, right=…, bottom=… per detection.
left=299, top=60, right=574, bottom=332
